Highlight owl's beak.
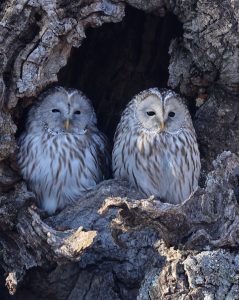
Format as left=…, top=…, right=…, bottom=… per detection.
left=160, top=121, right=165, bottom=130
left=64, top=119, right=70, bottom=131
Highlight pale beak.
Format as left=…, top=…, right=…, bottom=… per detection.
left=64, top=119, right=70, bottom=131
left=160, top=121, right=165, bottom=130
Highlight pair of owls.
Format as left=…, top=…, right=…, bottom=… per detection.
left=17, top=86, right=201, bottom=214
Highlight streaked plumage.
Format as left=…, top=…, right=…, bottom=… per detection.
left=112, top=88, right=201, bottom=204
left=18, top=86, right=110, bottom=213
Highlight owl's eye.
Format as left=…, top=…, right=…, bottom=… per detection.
left=52, top=109, right=60, bottom=113
left=147, top=111, right=156, bottom=116
left=74, top=111, right=81, bottom=115
left=168, top=111, right=175, bottom=117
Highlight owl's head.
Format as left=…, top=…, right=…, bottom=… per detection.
left=28, top=87, right=97, bottom=134
left=134, top=88, right=192, bottom=133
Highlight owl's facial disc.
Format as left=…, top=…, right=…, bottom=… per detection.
left=137, top=95, right=164, bottom=131
left=36, top=89, right=96, bottom=134
left=163, top=96, right=188, bottom=132
left=137, top=94, right=187, bottom=132
left=68, top=91, right=96, bottom=132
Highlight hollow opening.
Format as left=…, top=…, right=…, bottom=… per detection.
left=58, top=6, right=183, bottom=141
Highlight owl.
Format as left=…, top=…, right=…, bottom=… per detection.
left=17, top=86, right=110, bottom=214
left=112, top=88, right=201, bottom=204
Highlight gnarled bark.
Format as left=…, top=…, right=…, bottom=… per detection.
left=0, top=0, right=239, bottom=299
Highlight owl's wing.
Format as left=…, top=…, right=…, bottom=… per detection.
left=91, top=130, right=111, bottom=179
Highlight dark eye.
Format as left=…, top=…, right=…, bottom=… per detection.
left=52, top=109, right=60, bottom=113
left=168, top=111, right=175, bottom=117
left=74, top=111, right=81, bottom=115
left=146, top=111, right=156, bottom=116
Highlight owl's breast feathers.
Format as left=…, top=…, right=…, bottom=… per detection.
left=113, top=125, right=200, bottom=204
left=17, top=127, right=110, bottom=213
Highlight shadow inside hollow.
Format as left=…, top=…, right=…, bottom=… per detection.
left=58, top=6, right=183, bottom=141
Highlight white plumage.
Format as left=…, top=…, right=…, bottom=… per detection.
left=18, top=87, right=110, bottom=213
left=112, top=88, right=201, bottom=204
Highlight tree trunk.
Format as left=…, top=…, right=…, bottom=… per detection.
left=0, top=0, right=239, bottom=299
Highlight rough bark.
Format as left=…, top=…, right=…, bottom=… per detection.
left=102, top=152, right=239, bottom=250
left=0, top=0, right=239, bottom=299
